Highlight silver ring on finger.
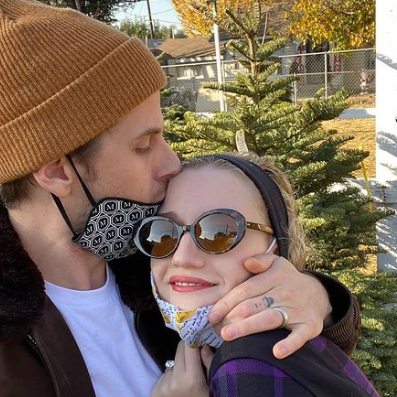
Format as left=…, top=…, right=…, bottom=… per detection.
left=165, top=360, right=175, bottom=371
left=273, top=307, right=288, bottom=328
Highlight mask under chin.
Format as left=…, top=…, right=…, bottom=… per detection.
left=151, top=273, right=223, bottom=348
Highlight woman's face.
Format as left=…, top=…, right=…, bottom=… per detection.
left=151, top=166, right=273, bottom=310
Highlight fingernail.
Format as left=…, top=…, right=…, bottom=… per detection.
left=277, top=346, right=288, bottom=357
left=224, top=326, right=237, bottom=339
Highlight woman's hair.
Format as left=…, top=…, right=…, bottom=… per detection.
left=182, top=155, right=307, bottom=269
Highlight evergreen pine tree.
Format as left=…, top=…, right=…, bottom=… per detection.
left=166, top=3, right=388, bottom=270
left=163, top=2, right=396, bottom=393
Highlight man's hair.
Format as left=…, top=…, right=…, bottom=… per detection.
left=0, top=135, right=102, bottom=209
left=182, top=155, right=307, bottom=269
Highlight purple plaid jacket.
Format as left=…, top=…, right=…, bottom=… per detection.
left=209, top=330, right=380, bottom=397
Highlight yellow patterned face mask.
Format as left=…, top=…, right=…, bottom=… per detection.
left=151, top=274, right=223, bottom=348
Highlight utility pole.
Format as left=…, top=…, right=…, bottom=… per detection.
left=131, top=0, right=154, bottom=39
left=209, top=0, right=226, bottom=111
left=146, top=0, right=155, bottom=39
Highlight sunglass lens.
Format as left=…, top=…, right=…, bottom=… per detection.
left=195, top=213, right=238, bottom=253
left=138, top=219, right=178, bottom=258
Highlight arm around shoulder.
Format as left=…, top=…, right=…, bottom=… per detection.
left=305, top=270, right=360, bottom=354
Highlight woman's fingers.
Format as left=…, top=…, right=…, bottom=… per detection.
left=152, top=341, right=208, bottom=397
left=200, top=344, right=215, bottom=372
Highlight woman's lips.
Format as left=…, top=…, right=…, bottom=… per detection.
left=169, top=275, right=215, bottom=292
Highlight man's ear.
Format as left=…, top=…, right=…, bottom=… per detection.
left=33, top=157, right=74, bottom=197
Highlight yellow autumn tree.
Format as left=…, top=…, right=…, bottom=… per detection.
left=172, top=0, right=285, bottom=37
left=289, top=0, right=375, bottom=50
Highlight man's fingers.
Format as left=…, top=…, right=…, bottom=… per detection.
left=208, top=271, right=278, bottom=324
left=212, top=282, right=293, bottom=329
left=272, top=325, right=318, bottom=359
left=243, top=253, right=279, bottom=274
left=209, top=256, right=294, bottom=324
left=219, top=308, right=288, bottom=340
left=209, top=255, right=332, bottom=358
left=217, top=294, right=277, bottom=328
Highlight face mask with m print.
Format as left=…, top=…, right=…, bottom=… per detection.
left=52, top=155, right=161, bottom=261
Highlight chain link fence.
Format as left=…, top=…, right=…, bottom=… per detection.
left=161, top=48, right=375, bottom=113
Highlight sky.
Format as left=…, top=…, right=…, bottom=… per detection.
left=117, top=0, right=182, bottom=28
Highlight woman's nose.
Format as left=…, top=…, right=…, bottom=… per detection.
left=171, top=232, right=205, bottom=268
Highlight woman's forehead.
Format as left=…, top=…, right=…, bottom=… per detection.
left=167, top=166, right=245, bottom=194
left=162, top=166, right=267, bottom=220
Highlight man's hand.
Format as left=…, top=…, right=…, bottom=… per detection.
left=151, top=341, right=208, bottom=397
left=208, top=254, right=332, bottom=359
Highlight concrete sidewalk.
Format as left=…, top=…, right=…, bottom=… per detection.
left=339, top=108, right=376, bottom=119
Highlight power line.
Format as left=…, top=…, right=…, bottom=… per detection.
left=151, top=8, right=175, bottom=15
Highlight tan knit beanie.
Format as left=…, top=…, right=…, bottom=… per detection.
left=0, top=0, right=166, bottom=183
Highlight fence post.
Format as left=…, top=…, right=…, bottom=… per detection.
left=324, top=52, right=328, bottom=99
left=222, top=60, right=228, bottom=112
left=293, top=75, right=298, bottom=105
left=213, top=11, right=226, bottom=112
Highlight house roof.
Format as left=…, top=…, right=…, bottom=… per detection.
left=158, top=37, right=225, bottom=58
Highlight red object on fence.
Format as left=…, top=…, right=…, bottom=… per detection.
left=333, top=54, right=342, bottom=72
left=295, top=44, right=304, bottom=74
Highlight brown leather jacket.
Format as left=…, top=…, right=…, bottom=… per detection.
left=0, top=206, right=359, bottom=396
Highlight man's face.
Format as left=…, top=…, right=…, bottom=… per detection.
left=75, top=91, right=180, bottom=212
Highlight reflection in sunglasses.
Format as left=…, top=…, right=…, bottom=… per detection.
left=134, top=209, right=273, bottom=259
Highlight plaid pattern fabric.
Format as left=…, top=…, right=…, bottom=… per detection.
left=209, top=332, right=380, bottom=397
left=210, top=358, right=314, bottom=396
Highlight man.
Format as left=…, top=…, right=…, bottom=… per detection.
left=0, top=1, right=359, bottom=396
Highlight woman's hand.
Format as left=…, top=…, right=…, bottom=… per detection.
left=208, top=254, right=332, bottom=359
left=151, top=341, right=209, bottom=397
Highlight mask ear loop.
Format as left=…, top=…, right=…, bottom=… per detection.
left=65, top=153, right=96, bottom=206
left=265, top=237, right=277, bottom=255
left=51, top=154, right=97, bottom=236
left=52, top=193, right=76, bottom=235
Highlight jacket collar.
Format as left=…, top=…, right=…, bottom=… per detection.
left=0, top=204, right=155, bottom=341
left=0, top=204, right=46, bottom=341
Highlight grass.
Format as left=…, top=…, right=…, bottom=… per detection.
left=322, top=117, right=375, bottom=178
left=348, top=94, right=375, bottom=108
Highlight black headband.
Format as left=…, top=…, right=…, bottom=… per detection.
left=212, top=154, right=290, bottom=259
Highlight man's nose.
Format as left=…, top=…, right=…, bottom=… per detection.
left=158, top=138, right=181, bottom=180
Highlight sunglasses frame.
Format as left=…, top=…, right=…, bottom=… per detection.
left=134, top=208, right=273, bottom=259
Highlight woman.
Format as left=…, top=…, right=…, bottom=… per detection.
left=134, top=154, right=379, bottom=397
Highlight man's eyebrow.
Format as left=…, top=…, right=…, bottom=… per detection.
left=140, top=127, right=163, bottom=136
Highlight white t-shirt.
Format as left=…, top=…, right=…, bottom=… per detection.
left=45, top=266, right=162, bottom=397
